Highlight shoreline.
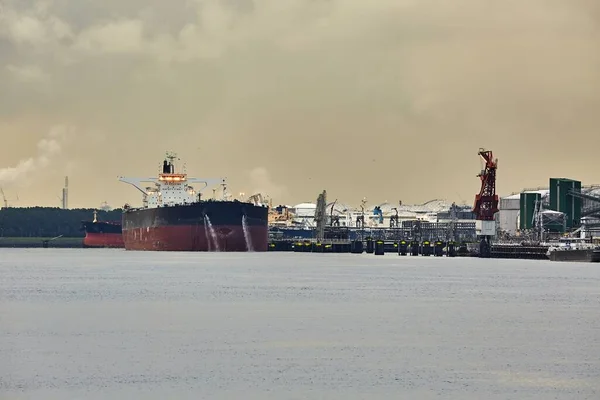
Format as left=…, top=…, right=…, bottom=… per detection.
left=0, top=237, right=84, bottom=248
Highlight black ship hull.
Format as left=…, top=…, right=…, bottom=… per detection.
left=121, top=200, right=268, bottom=251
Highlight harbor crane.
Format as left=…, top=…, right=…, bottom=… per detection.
left=0, top=188, right=7, bottom=209
left=0, top=188, right=18, bottom=209
left=314, top=190, right=327, bottom=241
left=327, top=199, right=341, bottom=227
left=472, top=148, right=499, bottom=258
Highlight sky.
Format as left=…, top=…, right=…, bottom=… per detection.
left=1, top=0, right=599, bottom=209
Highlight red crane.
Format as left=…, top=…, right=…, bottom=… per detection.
left=472, top=148, right=499, bottom=220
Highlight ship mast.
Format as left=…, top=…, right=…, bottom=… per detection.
left=165, top=151, right=179, bottom=173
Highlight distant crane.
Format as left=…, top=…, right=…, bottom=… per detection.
left=327, top=199, right=340, bottom=227
left=390, top=207, right=399, bottom=228
left=446, top=202, right=459, bottom=242
left=355, top=197, right=367, bottom=229
left=0, top=188, right=7, bottom=209
left=314, top=190, right=327, bottom=241
left=0, top=188, right=18, bottom=209
left=472, top=148, right=499, bottom=258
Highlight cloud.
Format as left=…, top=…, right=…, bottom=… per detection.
left=247, top=167, right=289, bottom=201
left=75, top=19, right=145, bottom=55
left=5, top=15, right=48, bottom=45
left=6, top=64, right=49, bottom=82
left=0, top=0, right=599, bottom=208
left=0, top=125, right=74, bottom=187
left=0, top=4, right=72, bottom=46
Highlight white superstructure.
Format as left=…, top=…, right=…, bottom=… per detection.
left=118, top=152, right=225, bottom=210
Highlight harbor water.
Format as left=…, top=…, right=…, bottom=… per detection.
left=1, top=249, right=599, bottom=399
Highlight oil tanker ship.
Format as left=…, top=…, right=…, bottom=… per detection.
left=81, top=210, right=124, bottom=248
left=119, top=152, right=268, bottom=252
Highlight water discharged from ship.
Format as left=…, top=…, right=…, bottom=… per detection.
left=204, top=214, right=220, bottom=252
left=242, top=215, right=254, bottom=252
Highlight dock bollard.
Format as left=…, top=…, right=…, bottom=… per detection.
left=434, top=241, right=444, bottom=257
left=421, top=241, right=432, bottom=256
left=374, top=240, right=385, bottom=255
left=312, top=242, right=324, bottom=253
left=350, top=240, right=364, bottom=254
left=303, top=241, right=312, bottom=252
left=410, top=241, right=419, bottom=256
left=446, top=242, right=456, bottom=257
left=365, top=237, right=374, bottom=254
left=398, top=240, right=408, bottom=256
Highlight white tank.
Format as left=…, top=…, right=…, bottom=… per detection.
left=293, top=203, right=317, bottom=217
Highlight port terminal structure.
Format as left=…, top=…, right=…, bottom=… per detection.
left=496, top=183, right=600, bottom=242
left=266, top=147, right=544, bottom=259
left=267, top=188, right=480, bottom=257
left=267, top=148, right=496, bottom=257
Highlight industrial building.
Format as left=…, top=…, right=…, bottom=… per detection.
left=497, top=178, right=600, bottom=239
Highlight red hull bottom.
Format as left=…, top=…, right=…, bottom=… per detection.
left=83, top=233, right=125, bottom=248
left=122, top=225, right=268, bottom=252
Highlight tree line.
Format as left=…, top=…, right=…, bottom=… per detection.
left=0, top=207, right=123, bottom=238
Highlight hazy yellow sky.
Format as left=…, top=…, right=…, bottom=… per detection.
left=1, top=0, right=599, bottom=209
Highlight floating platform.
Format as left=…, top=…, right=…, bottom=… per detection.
left=269, top=223, right=478, bottom=243
left=490, top=244, right=550, bottom=260
left=268, top=239, right=562, bottom=260
left=268, top=239, right=472, bottom=257
left=548, top=248, right=600, bottom=263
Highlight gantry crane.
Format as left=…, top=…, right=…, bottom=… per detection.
left=472, top=148, right=498, bottom=258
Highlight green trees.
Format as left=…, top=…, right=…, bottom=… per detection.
left=0, top=207, right=122, bottom=237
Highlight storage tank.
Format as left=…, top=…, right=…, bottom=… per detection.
left=293, top=203, right=317, bottom=217
left=549, top=178, right=582, bottom=229
left=499, top=193, right=520, bottom=234
left=519, top=192, right=541, bottom=230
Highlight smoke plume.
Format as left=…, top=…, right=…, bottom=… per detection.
left=0, top=125, right=72, bottom=187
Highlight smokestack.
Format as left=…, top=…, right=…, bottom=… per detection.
left=62, top=176, right=68, bottom=209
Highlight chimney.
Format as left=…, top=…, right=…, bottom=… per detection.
left=62, top=176, right=69, bottom=209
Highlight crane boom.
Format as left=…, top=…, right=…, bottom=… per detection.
left=472, top=148, right=498, bottom=258
left=472, top=148, right=499, bottom=220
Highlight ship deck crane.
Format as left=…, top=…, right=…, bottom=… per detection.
left=472, top=148, right=499, bottom=258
